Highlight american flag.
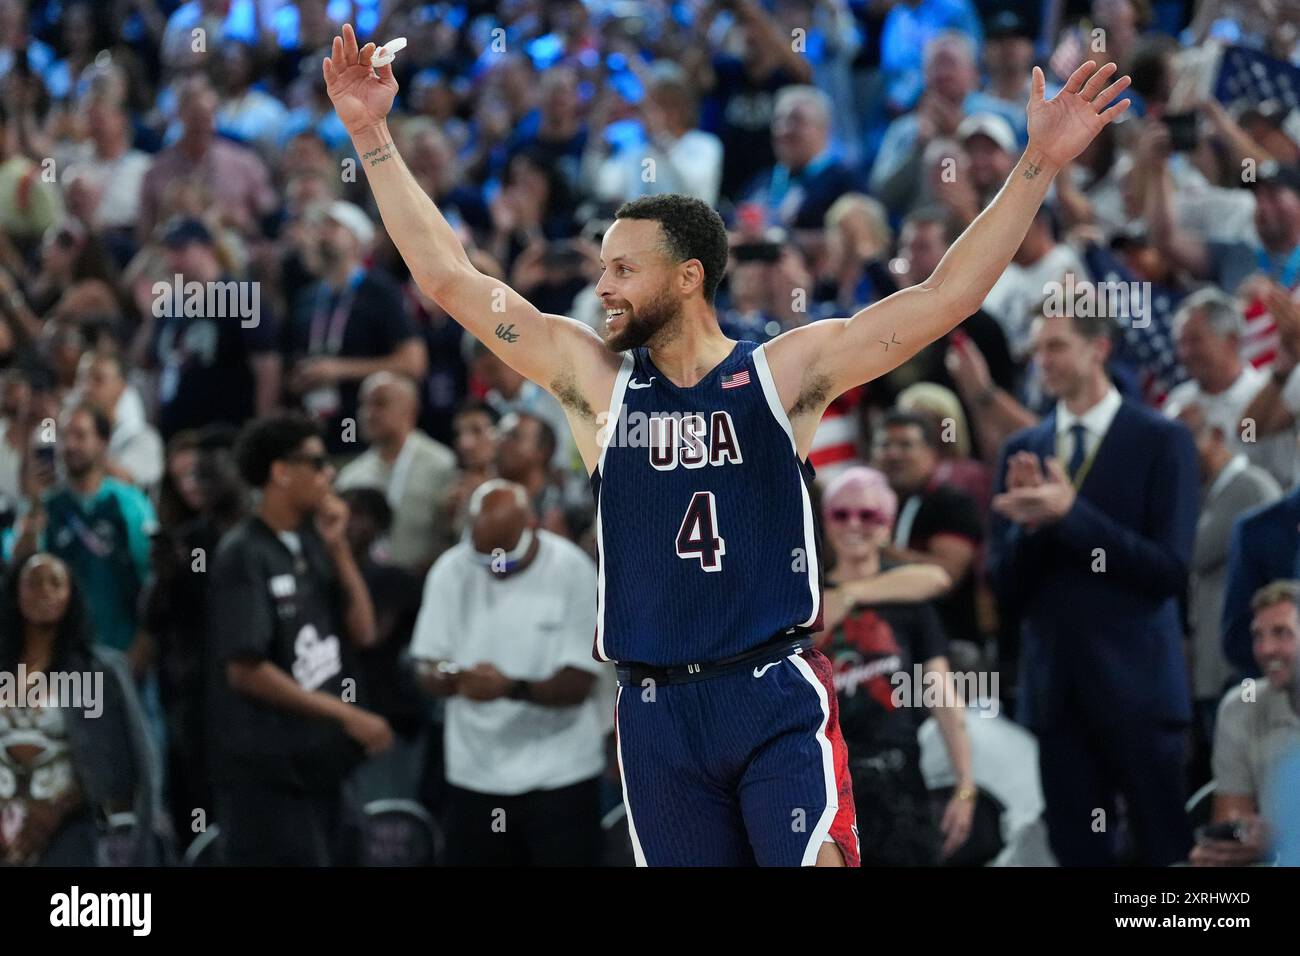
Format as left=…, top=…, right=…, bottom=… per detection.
left=721, top=370, right=750, bottom=389
left=1082, top=244, right=1188, bottom=407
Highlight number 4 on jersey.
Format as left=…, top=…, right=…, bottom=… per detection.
left=676, top=491, right=726, bottom=571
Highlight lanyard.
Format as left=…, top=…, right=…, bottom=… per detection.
left=308, top=270, right=363, bottom=356
left=1057, top=426, right=1102, bottom=490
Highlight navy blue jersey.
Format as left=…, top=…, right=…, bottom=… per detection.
left=591, top=339, right=823, bottom=666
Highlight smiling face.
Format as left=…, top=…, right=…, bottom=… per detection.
left=595, top=218, right=689, bottom=352
left=1252, top=599, right=1298, bottom=691
left=823, top=472, right=897, bottom=566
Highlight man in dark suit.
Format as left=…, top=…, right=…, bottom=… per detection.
left=1221, top=487, right=1300, bottom=678
left=988, top=309, right=1199, bottom=866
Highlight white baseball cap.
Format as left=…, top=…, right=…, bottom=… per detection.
left=323, top=200, right=376, bottom=248
left=957, top=112, right=1017, bottom=154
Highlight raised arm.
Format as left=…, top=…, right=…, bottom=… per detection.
left=323, top=25, right=617, bottom=400
left=765, top=62, right=1130, bottom=454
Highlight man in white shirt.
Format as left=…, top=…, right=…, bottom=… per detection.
left=335, top=371, right=457, bottom=573
left=411, top=479, right=610, bottom=866
left=1163, top=288, right=1295, bottom=488
left=76, top=350, right=164, bottom=489
left=61, top=93, right=152, bottom=235
left=981, top=208, right=1090, bottom=362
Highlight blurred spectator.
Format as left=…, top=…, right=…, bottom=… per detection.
left=141, top=423, right=246, bottom=851
left=744, top=85, right=859, bottom=231
left=495, top=411, right=569, bottom=539
left=980, top=9, right=1037, bottom=129
left=1241, top=285, right=1300, bottom=457
left=0, top=552, right=157, bottom=866
left=336, top=371, right=457, bottom=573
left=468, top=338, right=575, bottom=473
left=207, top=414, right=390, bottom=866
left=8, top=404, right=156, bottom=666
left=988, top=310, right=1199, bottom=866
left=444, top=398, right=500, bottom=539
left=155, top=430, right=202, bottom=533
left=340, top=486, right=426, bottom=805
left=870, top=30, right=1020, bottom=217
left=896, top=382, right=992, bottom=511
left=75, top=350, right=163, bottom=489
left=813, top=466, right=974, bottom=865
left=411, top=479, right=607, bottom=866
left=61, top=91, right=151, bottom=258
left=147, top=217, right=280, bottom=440
left=1165, top=288, right=1294, bottom=486
left=872, top=207, right=1017, bottom=428
left=1193, top=580, right=1300, bottom=866
left=981, top=208, right=1090, bottom=363
left=137, top=73, right=277, bottom=243
left=872, top=410, right=985, bottom=648
left=814, top=192, right=892, bottom=315
left=1222, top=484, right=1300, bottom=677
left=587, top=61, right=722, bottom=207
left=283, top=201, right=428, bottom=454
left=698, top=0, right=813, bottom=202
left=1176, top=400, right=1281, bottom=751
left=214, top=42, right=291, bottom=160
left=947, top=112, right=1017, bottom=224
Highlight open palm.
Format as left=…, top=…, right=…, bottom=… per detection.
left=1026, top=61, right=1131, bottom=168
left=322, top=23, right=399, bottom=136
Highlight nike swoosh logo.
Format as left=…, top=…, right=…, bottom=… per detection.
left=627, top=378, right=654, bottom=389
left=753, top=661, right=780, bottom=678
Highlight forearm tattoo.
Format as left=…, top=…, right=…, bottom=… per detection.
left=495, top=322, right=519, bottom=344
left=1023, top=160, right=1042, bottom=180
left=363, top=143, right=394, bottom=167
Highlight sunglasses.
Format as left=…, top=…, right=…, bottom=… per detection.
left=282, top=452, right=330, bottom=472
left=828, top=507, right=891, bottom=527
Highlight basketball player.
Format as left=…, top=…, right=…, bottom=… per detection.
left=323, top=23, right=1129, bottom=866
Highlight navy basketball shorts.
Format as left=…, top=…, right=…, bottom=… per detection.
left=614, top=646, right=860, bottom=866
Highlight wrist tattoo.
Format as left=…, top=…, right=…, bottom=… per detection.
left=362, top=143, right=394, bottom=167
left=495, top=322, right=519, bottom=343
left=1023, top=161, right=1042, bottom=180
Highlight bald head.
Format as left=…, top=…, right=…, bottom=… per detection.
left=469, top=480, right=536, bottom=557
left=359, top=372, right=419, bottom=448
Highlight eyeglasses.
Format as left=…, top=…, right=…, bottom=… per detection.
left=282, top=452, right=330, bottom=472
left=828, top=507, right=891, bottom=527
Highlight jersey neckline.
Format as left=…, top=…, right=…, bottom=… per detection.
left=637, top=339, right=747, bottom=394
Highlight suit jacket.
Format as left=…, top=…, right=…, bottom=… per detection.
left=1221, top=486, right=1300, bottom=675
left=988, top=399, right=1199, bottom=732
left=1190, top=462, right=1281, bottom=699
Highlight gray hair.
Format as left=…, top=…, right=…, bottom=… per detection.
left=924, top=30, right=976, bottom=72
left=1173, top=287, right=1245, bottom=340
left=1251, top=579, right=1300, bottom=614
left=773, top=85, right=832, bottom=128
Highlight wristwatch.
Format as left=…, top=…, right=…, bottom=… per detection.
left=508, top=679, right=532, bottom=701
left=955, top=784, right=977, bottom=802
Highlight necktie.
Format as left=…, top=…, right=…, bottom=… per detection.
left=1067, top=422, right=1088, bottom=480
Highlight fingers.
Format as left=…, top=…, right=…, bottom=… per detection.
left=1100, top=98, right=1132, bottom=123
left=1063, top=59, right=1097, bottom=95
left=377, top=61, right=396, bottom=85
left=343, top=21, right=359, bottom=62
left=1093, top=73, right=1131, bottom=106
left=322, top=56, right=333, bottom=84
left=1031, top=65, right=1045, bottom=102
left=359, top=41, right=376, bottom=68
left=332, top=33, right=343, bottom=64
left=1080, top=60, right=1118, bottom=101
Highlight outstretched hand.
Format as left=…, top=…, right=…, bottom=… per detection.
left=322, top=23, right=399, bottom=137
left=1026, top=61, right=1131, bottom=169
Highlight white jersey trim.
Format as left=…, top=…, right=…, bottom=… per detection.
left=594, top=352, right=635, bottom=662
left=751, top=343, right=821, bottom=628
left=789, top=653, right=838, bottom=866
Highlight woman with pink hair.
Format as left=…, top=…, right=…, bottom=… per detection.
left=814, top=465, right=977, bottom=865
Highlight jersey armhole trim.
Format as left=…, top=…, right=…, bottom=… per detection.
left=597, top=351, right=636, bottom=474
left=751, top=343, right=797, bottom=454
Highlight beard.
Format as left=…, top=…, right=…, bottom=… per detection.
left=603, top=285, right=682, bottom=352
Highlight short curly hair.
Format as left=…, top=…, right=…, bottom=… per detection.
left=235, top=413, right=321, bottom=488
left=614, top=194, right=729, bottom=303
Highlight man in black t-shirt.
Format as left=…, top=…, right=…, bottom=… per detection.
left=207, top=414, right=393, bottom=865
left=873, top=410, right=986, bottom=647
left=151, top=219, right=280, bottom=440
left=283, top=201, right=428, bottom=453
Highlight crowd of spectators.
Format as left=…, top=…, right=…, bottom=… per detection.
left=0, top=0, right=1298, bottom=866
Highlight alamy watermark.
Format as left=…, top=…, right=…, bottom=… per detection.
left=151, top=275, right=261, bottom=328
left=1042, top=275, right=1151, bottom=328
left=0, top=666, right=103, bottom=718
